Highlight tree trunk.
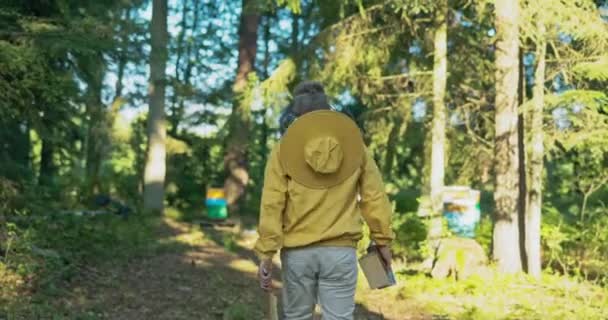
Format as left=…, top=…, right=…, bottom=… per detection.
left=426, top=0, right=448, bottom=254
left=168, top=0, right=189, bottom=136
left=7, top=121, right=31, bottom=176
left=110, top=9, right=129, bottom=122
left=517, top=48, right=528, bottom=272
left=85, top=63, right=104, bottom=198
left=526, top=26, right=546, bottom=279
left=107, top=8, right=130, bottom=126
left=85, top=106, right=102, bottom=197
left=260, top=14, right=272, bottom=163
left=234, top=0, right=260, bottom=91
left=580, top=192, right=589, bottom=222
left=38, top=135, right=56, bottom=187
left=21, top=121, right=30, bottom=173
left=223, top=0, right=260, bottom=214
left=430, top=0, right=447, bottom=215
left=291, top=9, right=299, bottom=54
left=115, top=54, right=125, bottom=99
left=175, top=0, right=201, bottom=137
left=263, top=14, right=272, bottom=79
left=114, top=8, right=131, bottom=101
left=143, top=0, right=169, bottom=212
left=493, top=0, right=522, bottom=274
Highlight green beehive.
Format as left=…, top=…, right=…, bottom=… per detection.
left=206, top=188, right=228, bottom=220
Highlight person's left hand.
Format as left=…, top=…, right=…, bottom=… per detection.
left=376, top=245, right=392, bottom=270
left=258, top=259, right=273, bottom=292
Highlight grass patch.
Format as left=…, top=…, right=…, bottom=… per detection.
left=223, top=303, right=257, bottom=320
left=397, top=269, right=608, bottom=320
left=221, top=233, right=239, bottom=253
left=164, top=206, right=206, bottom=223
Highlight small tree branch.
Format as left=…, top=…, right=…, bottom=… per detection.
left=363, top=71, right=434, bottom=81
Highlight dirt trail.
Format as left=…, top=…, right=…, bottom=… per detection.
left=58, top=218, right=428, bottom=320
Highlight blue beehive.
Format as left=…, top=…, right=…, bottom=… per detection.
left=442, top=187, right=481, bottom=238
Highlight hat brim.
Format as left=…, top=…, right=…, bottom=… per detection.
left=280, top=110, right=365, bottom=189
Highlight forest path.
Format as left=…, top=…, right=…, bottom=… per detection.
left=58, top=217, right=429, bottom=320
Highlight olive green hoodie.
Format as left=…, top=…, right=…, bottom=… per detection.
left=254, top=143, right=394, bottom=260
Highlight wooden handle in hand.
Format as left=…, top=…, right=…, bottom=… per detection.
left=268, top=292, right=279, bottom=320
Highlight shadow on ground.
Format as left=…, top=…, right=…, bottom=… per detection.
left=6, top=217, right=428, bottom=319
left=27, top=218, right=266, bottom=319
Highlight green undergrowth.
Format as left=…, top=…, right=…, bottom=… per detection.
left=0, top=210, right=195, bottom=319
left=164, top=206, right=203, bottom=223
left=397, top=270, right=608, bottom=320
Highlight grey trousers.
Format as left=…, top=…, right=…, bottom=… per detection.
left=280, top=246, right=358, bottom=320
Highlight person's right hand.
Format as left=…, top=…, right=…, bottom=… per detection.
left=258, top=259, right=273, bottom=292
left=376, top=245, right=392, bottom=270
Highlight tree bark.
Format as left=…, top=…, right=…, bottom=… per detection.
left=85, top=61, right=105, bottom=198
left=234, top=0, right=260, bottom=91
left=21, top=121, right=30, bottom=172
left=291, top=9, right=299, bottom=55
left=430, top=0, right=447, bottom=216
left=115, top=55, right=125, bottom=99
left=517, top=47, right=528, bottom=273
left=260, top=14, right=272, bottom=163
left=493, top=0, right=523, bottom=274
left=143, top=0, right=169, bottom=212
left=424, top=0, right=448, bottom=255
left=223, top=0, right=260, bottom=214
left=263, top=14, right=272, bottom=79
left=38, top=134, right=56, bottom=187
left=526, top=24, right=546, bottom=279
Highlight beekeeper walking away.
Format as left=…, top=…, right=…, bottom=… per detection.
left=254, top=81, right=394, bottom=320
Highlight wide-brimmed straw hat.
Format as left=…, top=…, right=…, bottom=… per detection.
left=279, top=110, right=365, bottom=189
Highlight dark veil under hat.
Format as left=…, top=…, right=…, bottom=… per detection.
left=279, top=81, right=359, bottom=136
